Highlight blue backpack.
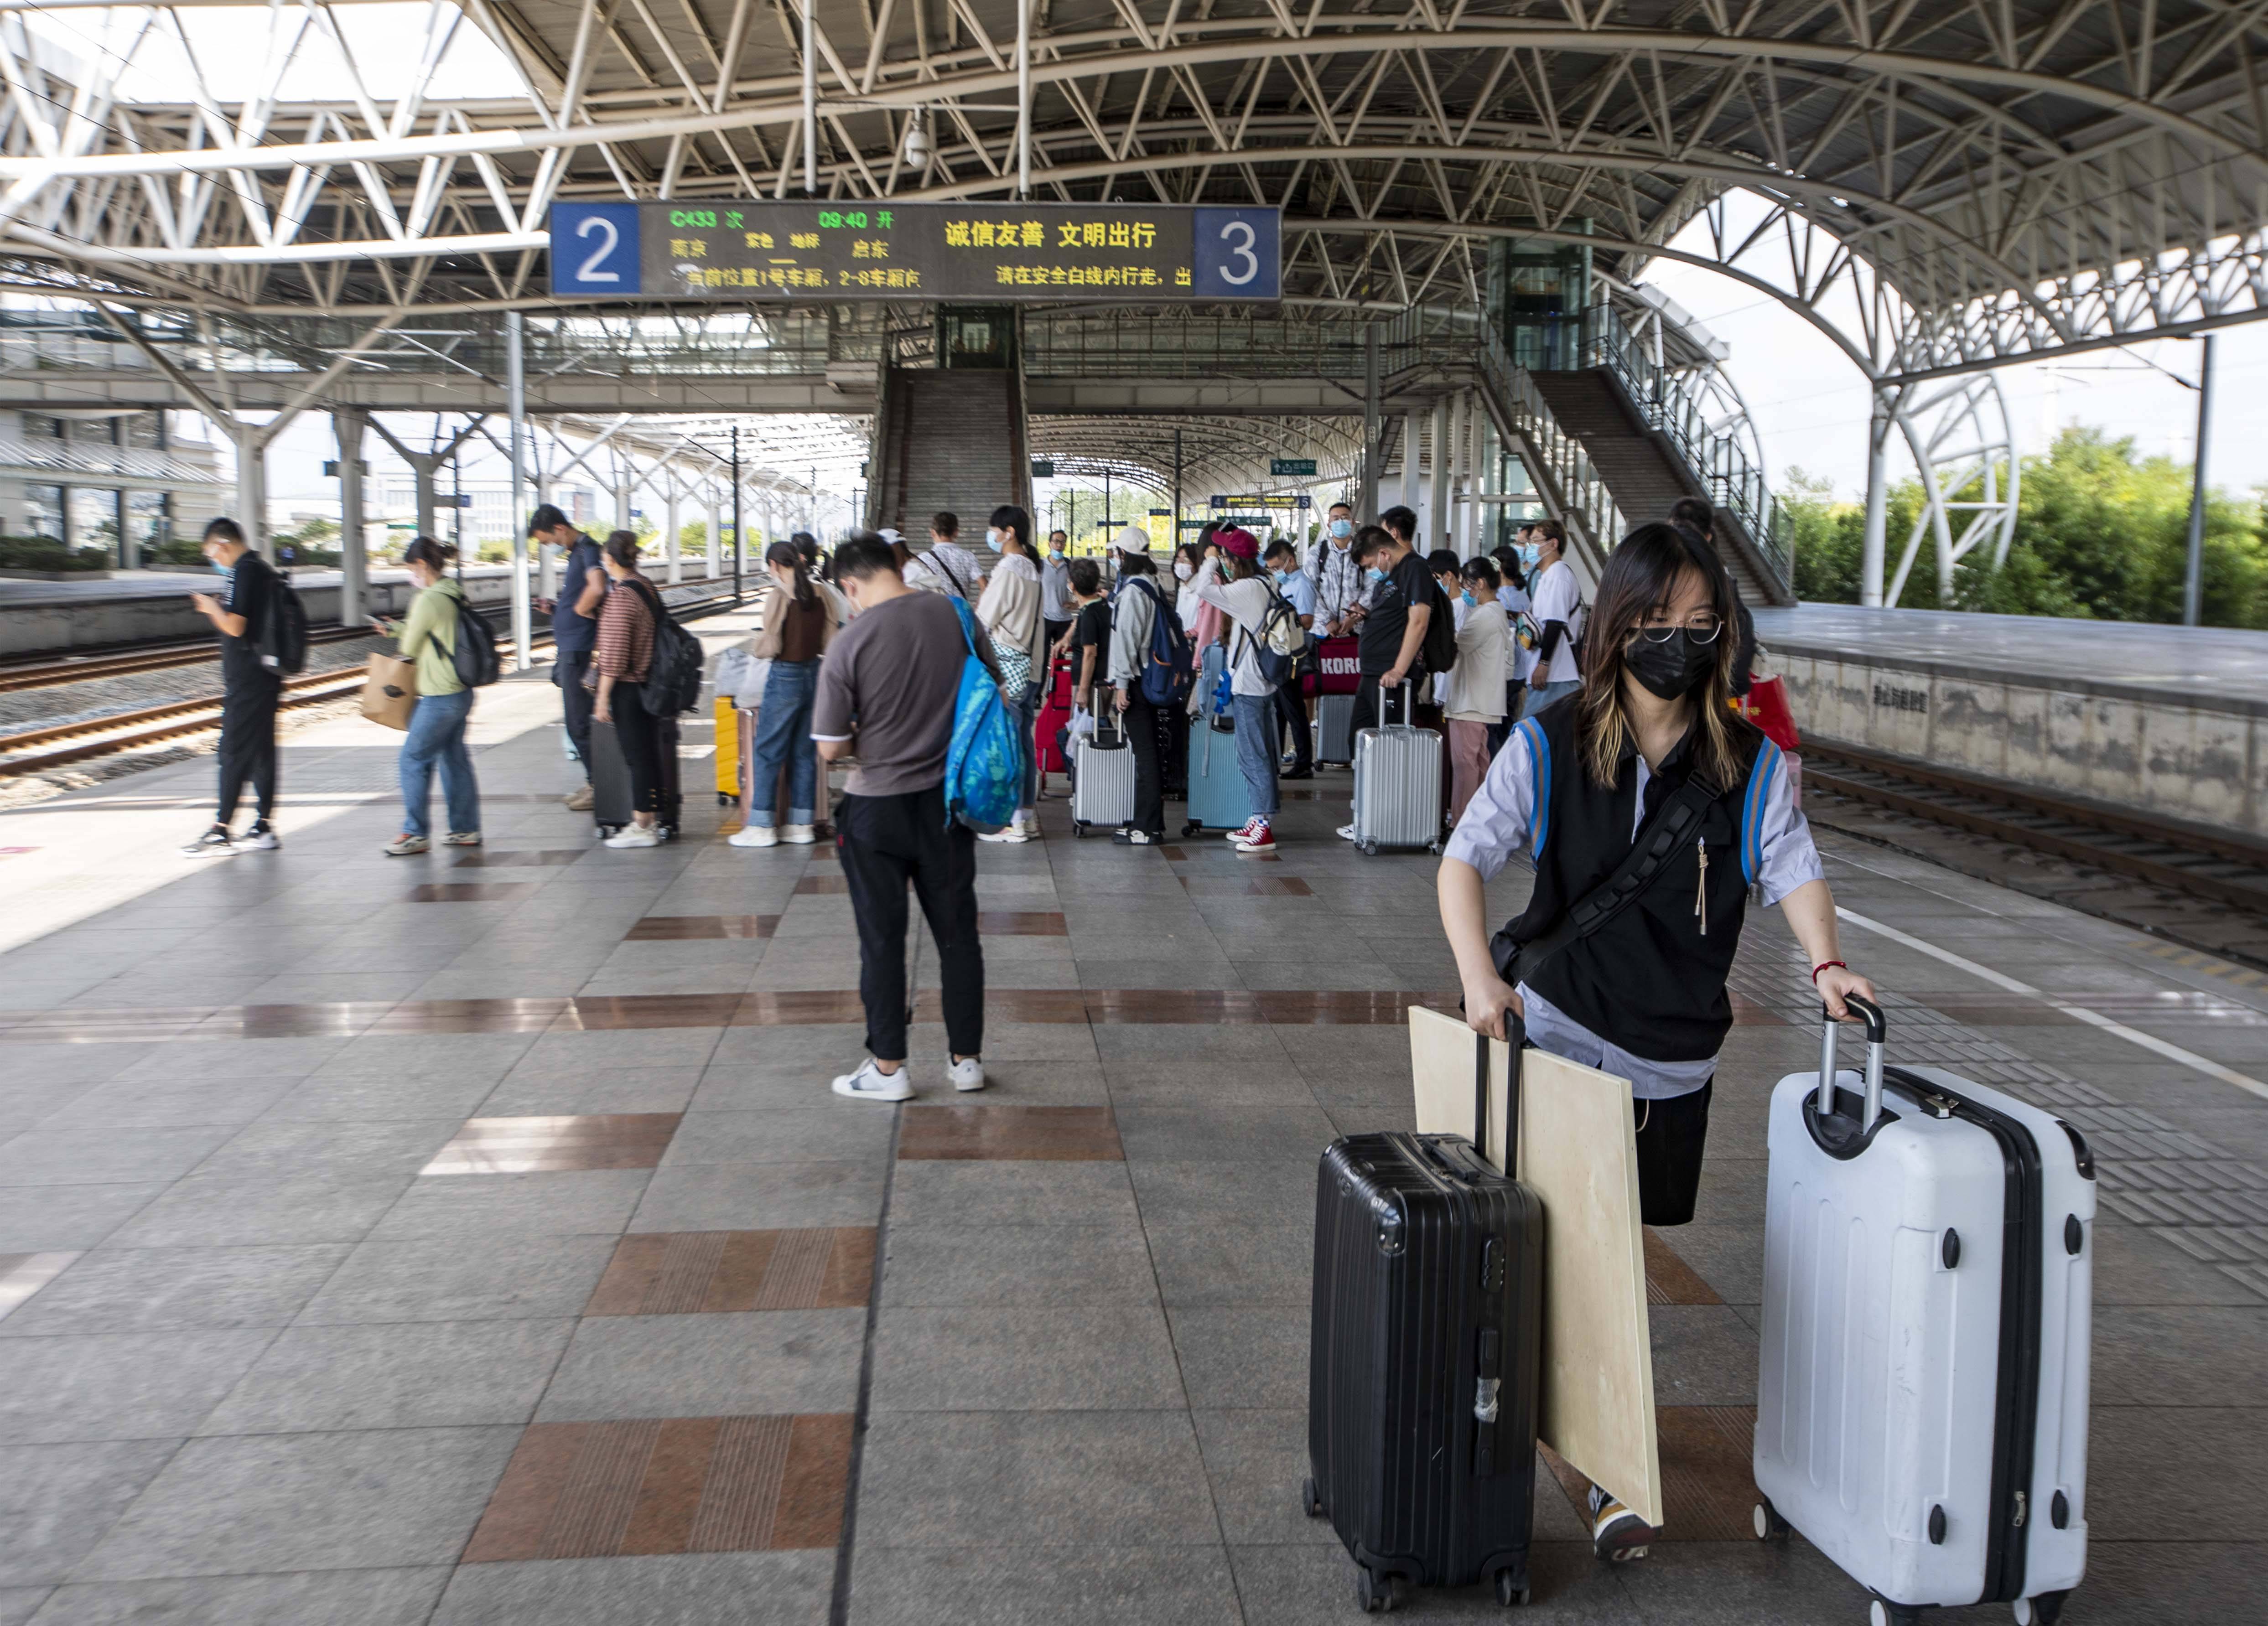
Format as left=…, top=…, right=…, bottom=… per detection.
left=944, top=597, right=1024, bottom=830
left=1131, top=578, right=1195, bottom=708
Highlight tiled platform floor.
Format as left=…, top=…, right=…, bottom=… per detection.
left=0, top=655, right=2261, bottom=1624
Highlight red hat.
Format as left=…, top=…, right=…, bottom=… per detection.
left=1215, top=527, right=1260, bottom=559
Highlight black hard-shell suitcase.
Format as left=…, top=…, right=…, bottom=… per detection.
left=1308, top=1121, right=1542, bottom=1612
left=590, top=714, right=682, bottom=839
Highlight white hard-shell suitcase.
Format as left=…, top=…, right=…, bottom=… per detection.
left=1071, top=704, right=1137, bottom=835
left=1350, top=686, right=1443, bottom=855
left=1313, top=693, right=1355, bottom=765
left=1754, top=997, right=2094, bottom=1626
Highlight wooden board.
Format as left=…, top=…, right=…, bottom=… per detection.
left=1407, top=1005, right=1664, bottom=1527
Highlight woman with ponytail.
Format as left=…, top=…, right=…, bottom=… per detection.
left=1435, top=522, right=1878, bottom=1563
left=730, top=540, right=840, bottom=848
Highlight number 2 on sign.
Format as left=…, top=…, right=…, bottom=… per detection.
left=1218, top=219, right=1258, bottom=285
left=576, top=215, right=622, bottom=284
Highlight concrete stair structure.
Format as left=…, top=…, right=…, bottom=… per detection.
left=869, top=368, right=1032, bottom=539
left=1528, top=368, right=1788, bottom=606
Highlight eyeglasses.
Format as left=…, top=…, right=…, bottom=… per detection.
left=1634, top=614, right=1723, bottom=644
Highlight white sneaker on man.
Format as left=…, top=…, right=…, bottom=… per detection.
left=728, top=825, right=778, bottom=848
left=781, top=824, right=817, bottom=845
left=238, top=821, right=280, bottom=851
left=977, top=824, right=1031, bottom=844
left=832, top=1057, right=914, bottom=1103
left=441, top=831, right=482, bottom=847
left=384, top=834, right=430, bottom=857
left=181, top=825, right=235, bottom=858
left=947, top=1055, right=986, bottom=1093
left=1336, top=823, right=1359, bottom=842
left=604, top=824, right=662, bottom=849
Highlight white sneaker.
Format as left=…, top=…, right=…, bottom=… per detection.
left=978, top=824, right=1031, bottom=844
left=604, top=824, right=662, bottom=849
left=728, top=826, right=778, bottom=848
left=947, top=1055, right=986, bottom=1093
left=182, top=825, right=235, bottom=858
left=1336, top=823, right=1359, bottom=842
left=781, top=824, right=816, bottom=845
left=239, top=822, right=280, bottom=851
left=441, top=831, right=482, bottom=847
left=832, top=1057, right=914, bottom=1103
left=384, top=834, right=431, bottom=856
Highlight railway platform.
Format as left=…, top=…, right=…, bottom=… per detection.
left=0, top=637, right=2259, bottom=1626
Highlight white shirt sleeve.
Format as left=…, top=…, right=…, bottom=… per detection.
left=1530, top=563, right=1580, bottom=683
left=1751, top=742, right=1825, bottom=906
left=1442, top=720, right=1540, bottom=880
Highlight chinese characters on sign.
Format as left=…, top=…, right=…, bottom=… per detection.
left=548, top=202, right=1280, bottom=301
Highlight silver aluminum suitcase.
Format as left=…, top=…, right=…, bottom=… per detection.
left=1351, top=687, right=1442, bottom=855
left=1071, top=705, right=1137, bottom=835
left=1313, top=693, right=1355, bottom=765
left=1755, top=998, right=2095, bottom=1626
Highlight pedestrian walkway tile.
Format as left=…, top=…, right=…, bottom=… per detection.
left=583, top=1229, right=874, bottom=1315
left=626, top=916, right=781, bottom=941
left=406, top=884, right=544, bottom=903
left=462, top=1414, right=851, bottom=1562
left=897, top=1104, right=1124, bottom=1161
left=420, top=1115, right=683, bottom=1176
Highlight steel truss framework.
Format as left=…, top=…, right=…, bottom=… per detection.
left=5, top=0, right=2268, bottom=378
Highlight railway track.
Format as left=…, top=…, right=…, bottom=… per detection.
left=1801, top=741, right=2268, bottom=913
left=0, top=588, right=743, bottom=778
left=0, top=625, right=374, bottom=692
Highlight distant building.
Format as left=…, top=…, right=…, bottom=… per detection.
left=0, top=407, right=228, bottom=563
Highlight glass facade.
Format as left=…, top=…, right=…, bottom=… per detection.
left=1487, top=235, right=1593, bottom=373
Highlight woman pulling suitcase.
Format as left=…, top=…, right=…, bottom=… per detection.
left=1436, top=521, right=1878, bottom=1564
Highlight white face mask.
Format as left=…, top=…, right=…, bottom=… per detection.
left=1173, top=561, right=1194, bottom=580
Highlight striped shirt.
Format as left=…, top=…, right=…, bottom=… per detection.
left=594, top=577, right=655, bottom=682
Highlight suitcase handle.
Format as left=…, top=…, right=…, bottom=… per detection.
left=1816, top=994, right=1888, bottom=1131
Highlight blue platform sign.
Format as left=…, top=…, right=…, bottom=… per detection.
left=550, top=202, right=643, bottom=296
left=1192, top=208, right=1281, bottom=300
left=545, top=201, right=1280, bottom=302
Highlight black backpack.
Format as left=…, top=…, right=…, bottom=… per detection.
left=256, top=567, right=309, bottom=675
left=449, top=595, right=502, bottom=688
left=628, top=580, right=704, bottom=714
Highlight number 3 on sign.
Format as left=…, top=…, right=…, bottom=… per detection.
left=549, top=203, right=643, bottom=297
left=1191, top=207, right=1280, bottom=299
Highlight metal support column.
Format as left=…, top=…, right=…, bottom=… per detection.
left=1429, top=397, right=1452, bottom=549
left=1359, top=326, right=1380, bottom=522
left=1173, top=429, right=1183, bottom=548
left=1015, top=0, right=1032, bottom=197
left=1401, top=411, right=1422, bottom=513
left=335, top=409, right=368, bottom=630
left=730, top=428, right=744, bottom=603
left=705, top=491, right=721, bottom=580
left=506, top=312, right=532, bottom=672
left=1861, top=392, right=1891, bottom=608
left=232, top=423, right=268, bottom=554
left=664, top=483, right=683, bottom=585
left=2184, top=334, right=2217, bottom=628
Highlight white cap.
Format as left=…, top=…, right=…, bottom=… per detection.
left=1112, top=524, right=1152, bottom=555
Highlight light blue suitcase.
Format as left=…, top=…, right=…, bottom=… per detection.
left=1182, top=646, right=1252, bottom=836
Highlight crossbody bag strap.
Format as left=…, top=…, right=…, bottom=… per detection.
left=1490, top=770, right=1721, bottom=989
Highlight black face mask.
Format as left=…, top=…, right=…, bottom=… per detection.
left=1624, top=630, right=1716, bottom=699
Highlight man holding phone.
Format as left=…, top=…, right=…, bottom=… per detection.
left=528, top=504, right=607, bottom=810
left=181, top=518, right=284, bottom=856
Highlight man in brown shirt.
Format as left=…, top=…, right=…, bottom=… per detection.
left=812, top=532, right=995, bottom=1103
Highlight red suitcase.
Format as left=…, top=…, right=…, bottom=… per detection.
left=1034, top=657, right=1075, bottom=787
left=1314, top=635, right=1361, bottom=696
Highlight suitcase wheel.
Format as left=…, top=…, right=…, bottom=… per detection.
left=2024, top=1592, right=2070, bottom=1626
left=1493, top=1569, right=1530, bottom=1608
left=1869, top=1601, right=1924, bottom=1626
left=1300, top=1477, right=1324, bottom=1519
left=1359, top=839, right=1378, bottom=857
left=1354, top=1568, right=1404, bottom=1613
left=716, top=792, right=733, bottom=806
left=1182, top=820, right=1202, bottom=837
left=1753, top=1499, right=1791, bottom=1542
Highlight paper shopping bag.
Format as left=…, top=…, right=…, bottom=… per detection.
left=360, top=652, right=419, bottom=731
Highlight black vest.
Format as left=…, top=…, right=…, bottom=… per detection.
left=1505, top=701, right=1770, bottom=1062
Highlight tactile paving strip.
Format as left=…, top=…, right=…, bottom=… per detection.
left=1728, top=936, right=2268, bottom=1304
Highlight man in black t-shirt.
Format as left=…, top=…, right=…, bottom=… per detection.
left=1351, top=511, right=1437, bottom=728
left=531, top=503, right=608, bottom=809
left=182, top=518, right=285, bottom=856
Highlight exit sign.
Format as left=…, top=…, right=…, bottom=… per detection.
left=1271, top=458, right=1318, bottom=477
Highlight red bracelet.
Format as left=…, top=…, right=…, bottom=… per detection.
left=1810, top=959, right=1848, bottom=984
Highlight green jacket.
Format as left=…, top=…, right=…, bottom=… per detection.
left=398, top=580, right=466, bottom=696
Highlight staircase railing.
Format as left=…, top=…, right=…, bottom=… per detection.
left=1469, top=323, right=1627, bottom=565
left=1583, top=305, right=1793, bottom=591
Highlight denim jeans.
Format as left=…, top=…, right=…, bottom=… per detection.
left=1529, top=678, right=1582, bottom=715
left=747, top=658, right=820, bottom=829
left=400, top=688, right=478, bottom=838
left=1230, top=691, right=1281, bottom=818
